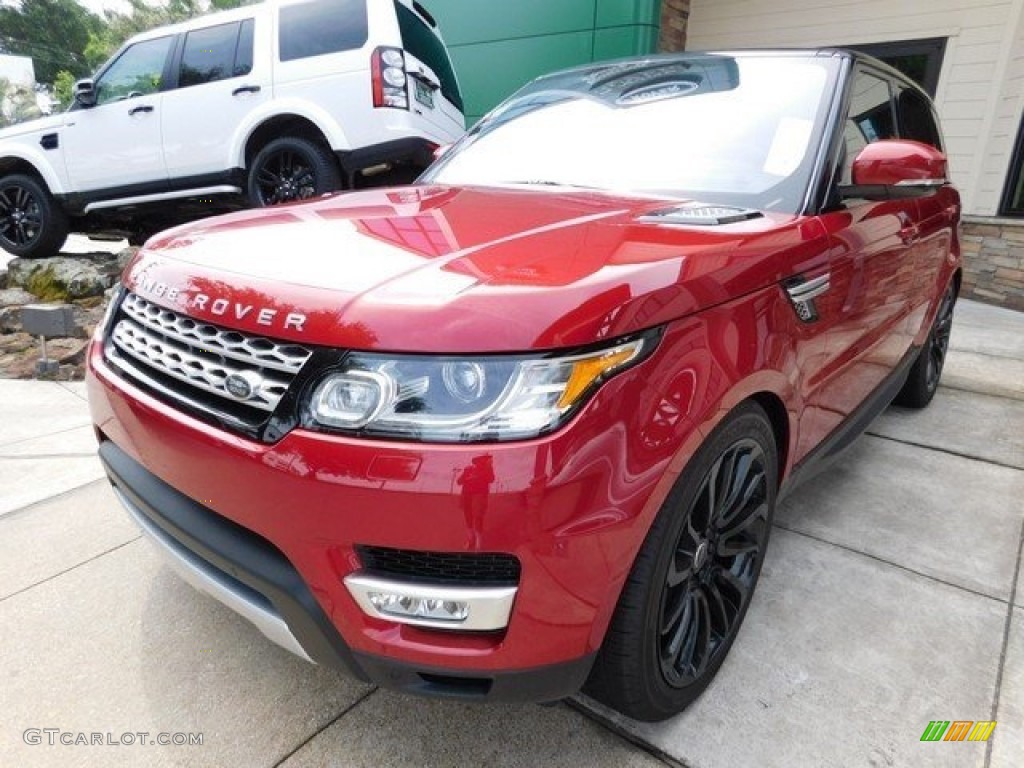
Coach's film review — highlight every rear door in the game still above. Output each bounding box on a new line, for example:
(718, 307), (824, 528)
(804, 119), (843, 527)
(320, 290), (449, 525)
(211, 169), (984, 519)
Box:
(392, 0), (465, 135)
(811, 67), (922, 437)
(160, 15), (271, 181)
(892, 82), (959, 337)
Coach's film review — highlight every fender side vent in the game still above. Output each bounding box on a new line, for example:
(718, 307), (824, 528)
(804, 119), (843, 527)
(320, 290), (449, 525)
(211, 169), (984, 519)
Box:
(784, 272), (831, 323)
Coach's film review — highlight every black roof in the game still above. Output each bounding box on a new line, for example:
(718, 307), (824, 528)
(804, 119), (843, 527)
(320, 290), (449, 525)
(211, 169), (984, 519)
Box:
(527, 48), (930, 103)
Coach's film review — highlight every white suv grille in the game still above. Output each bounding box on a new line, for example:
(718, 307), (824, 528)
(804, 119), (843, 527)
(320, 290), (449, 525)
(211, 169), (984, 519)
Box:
(106, 293), (312, 415)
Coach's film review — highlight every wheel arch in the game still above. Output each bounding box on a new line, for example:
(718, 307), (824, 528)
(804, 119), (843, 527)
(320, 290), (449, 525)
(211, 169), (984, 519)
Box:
(747, 390), (791, 487)
(230, 103), (350, 170)
(699, 369), (796, 485)
(242, 114), (335, 168)
(0, 151), (64, 196)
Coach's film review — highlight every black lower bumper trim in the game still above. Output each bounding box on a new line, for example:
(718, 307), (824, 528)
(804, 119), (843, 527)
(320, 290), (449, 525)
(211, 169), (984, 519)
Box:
(354, 651), (596, 704)
(336, 137), (436, 176)
(99, 440), (367, 676)
(98, 440), (595, 703)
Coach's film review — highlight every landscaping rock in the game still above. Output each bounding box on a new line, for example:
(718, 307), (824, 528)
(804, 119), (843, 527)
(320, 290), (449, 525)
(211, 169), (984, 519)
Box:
(0, 287), (35, 307)
(6, 251), (132, 301)
(0, 245), (134, 379)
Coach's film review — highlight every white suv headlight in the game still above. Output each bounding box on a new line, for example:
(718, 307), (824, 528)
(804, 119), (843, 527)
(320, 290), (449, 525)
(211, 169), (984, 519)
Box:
(307, 332), (657, 442)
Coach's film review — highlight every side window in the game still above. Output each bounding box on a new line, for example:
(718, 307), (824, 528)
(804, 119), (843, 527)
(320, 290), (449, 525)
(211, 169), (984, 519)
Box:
(841, 71), (896, 184)
(179, 21), (243, 88)
(279, 0), (368, 62)
(96, 36), (174, 106)
(895, 85), (943, 150)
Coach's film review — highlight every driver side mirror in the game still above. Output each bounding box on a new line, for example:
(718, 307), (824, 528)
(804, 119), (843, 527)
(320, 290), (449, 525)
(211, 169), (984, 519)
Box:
(73, 79), (97, 108)
(840, 139), (948, 201)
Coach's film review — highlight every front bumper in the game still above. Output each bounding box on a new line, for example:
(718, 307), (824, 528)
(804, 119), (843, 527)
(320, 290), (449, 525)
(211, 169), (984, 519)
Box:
(87, 334), (676, 702)
(102, 440), (592, 701)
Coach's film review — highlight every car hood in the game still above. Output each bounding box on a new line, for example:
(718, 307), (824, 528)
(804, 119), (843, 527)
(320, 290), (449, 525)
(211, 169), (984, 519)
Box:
(124, 184), (821, 352)
(0, 113), (65, 140)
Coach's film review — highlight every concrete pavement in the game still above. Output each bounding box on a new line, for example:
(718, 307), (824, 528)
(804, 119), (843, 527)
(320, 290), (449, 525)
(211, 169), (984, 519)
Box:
(1, 299), (1022, 768)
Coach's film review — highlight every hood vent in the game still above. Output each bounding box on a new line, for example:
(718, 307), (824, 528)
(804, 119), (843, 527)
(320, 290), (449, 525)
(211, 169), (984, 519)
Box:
(639, 204), (762, 227)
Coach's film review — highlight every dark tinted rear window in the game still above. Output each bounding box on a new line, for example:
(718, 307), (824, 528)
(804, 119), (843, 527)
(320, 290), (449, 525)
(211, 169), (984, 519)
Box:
(178, 20), (254, 87)
(394, 1), (462, 111)
(279, 0), (368, 62)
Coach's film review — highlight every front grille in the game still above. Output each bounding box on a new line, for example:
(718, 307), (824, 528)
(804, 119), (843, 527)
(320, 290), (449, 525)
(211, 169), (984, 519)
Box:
(105, 292), (313, 427)
(356, 545), (521, 586)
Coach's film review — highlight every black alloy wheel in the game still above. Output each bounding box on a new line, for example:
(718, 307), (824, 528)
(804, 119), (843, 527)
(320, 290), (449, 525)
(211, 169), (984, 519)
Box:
(247, 137), (342, 207)
(657, 437), (771, 687)
(925, 283), (956, 393)
(0, 174), (68, 259)
(0, 181), (42, 248)
(895, 279), (957, 408)
(585, 402), (777, 721)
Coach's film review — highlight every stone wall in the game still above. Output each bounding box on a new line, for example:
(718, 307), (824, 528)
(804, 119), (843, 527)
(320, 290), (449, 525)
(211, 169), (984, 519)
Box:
(961, 217), (1024, 311)
(658, 0), (690, 52)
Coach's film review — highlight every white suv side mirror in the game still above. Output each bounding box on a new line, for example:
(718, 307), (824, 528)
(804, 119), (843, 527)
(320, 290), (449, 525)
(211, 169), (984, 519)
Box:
(74, 79), (97, 108)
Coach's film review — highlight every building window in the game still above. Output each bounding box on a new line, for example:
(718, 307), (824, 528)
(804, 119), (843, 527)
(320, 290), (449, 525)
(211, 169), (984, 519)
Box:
(851, 38), (947, 97)
(1002, 120), (1024, 216)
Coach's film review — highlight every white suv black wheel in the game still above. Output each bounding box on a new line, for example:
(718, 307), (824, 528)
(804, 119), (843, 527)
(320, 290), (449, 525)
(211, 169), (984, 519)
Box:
(0, 174), (69, 259)
(247, 137), (343, 207)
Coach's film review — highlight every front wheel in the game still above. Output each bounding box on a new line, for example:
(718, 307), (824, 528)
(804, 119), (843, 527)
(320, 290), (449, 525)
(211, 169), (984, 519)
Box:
(585, 402), (778, 721)
(247, 137), (342, 207)
(0, 174), (69, 259)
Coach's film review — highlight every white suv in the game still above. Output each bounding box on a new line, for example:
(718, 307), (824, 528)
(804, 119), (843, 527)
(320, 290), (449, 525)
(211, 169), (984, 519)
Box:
(0, 0), (465, 259)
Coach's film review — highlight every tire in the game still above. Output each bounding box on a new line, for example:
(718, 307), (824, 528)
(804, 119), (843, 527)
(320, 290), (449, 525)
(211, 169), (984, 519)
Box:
(894, 280), (957, 409)
(584, 401), (778, 721)
(247, 137), (343, 207)
(0, 174), (69, 259)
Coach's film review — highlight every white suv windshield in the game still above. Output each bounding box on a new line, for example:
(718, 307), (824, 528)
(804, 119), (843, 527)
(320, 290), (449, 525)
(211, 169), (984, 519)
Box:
(428, 55), (838, 213)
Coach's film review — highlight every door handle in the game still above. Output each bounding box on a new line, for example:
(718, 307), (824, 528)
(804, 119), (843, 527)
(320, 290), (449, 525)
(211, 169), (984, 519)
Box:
(232, 84), (261, 96)
(128, 104), (154, 115)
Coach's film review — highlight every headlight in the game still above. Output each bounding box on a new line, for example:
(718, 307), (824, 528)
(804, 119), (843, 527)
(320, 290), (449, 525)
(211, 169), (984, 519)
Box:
(307, 332), (657, 442)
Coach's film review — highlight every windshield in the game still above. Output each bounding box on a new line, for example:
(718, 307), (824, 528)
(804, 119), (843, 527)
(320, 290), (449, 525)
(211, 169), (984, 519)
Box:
(426, 54), (839, 213)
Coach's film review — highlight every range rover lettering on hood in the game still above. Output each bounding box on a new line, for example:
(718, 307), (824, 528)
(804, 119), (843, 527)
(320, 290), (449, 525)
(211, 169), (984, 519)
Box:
(134, 276), (307, 333)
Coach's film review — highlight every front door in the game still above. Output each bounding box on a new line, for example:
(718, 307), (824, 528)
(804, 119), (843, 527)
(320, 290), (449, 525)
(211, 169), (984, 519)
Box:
(62, 35), (175, 193)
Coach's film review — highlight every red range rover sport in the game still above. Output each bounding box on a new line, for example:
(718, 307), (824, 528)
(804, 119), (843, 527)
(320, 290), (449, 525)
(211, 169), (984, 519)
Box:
(87, 50), (960, 721)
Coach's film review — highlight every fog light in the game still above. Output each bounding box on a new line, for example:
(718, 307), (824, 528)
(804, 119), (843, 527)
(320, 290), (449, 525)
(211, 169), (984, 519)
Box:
(368, 592), (470, 623)
(344, 573), (518, 630)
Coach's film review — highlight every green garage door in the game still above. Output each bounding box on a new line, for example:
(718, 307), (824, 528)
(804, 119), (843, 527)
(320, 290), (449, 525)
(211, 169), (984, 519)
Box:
(424, 0), (661, 125)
